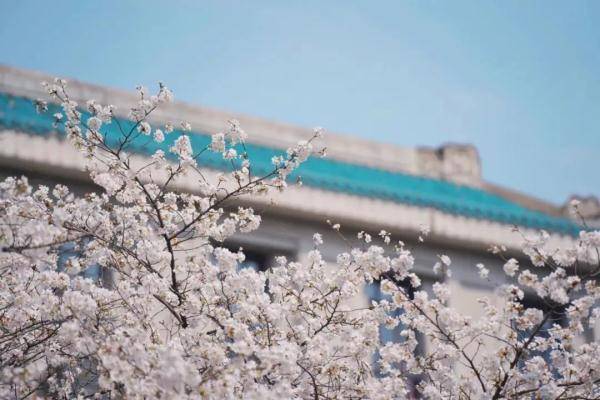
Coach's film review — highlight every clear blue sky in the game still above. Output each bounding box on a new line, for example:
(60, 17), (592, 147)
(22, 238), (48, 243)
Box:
(1, 1), (599, 204)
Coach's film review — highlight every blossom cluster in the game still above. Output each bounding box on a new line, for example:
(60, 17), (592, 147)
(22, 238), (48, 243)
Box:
(0, 80), (599, 399)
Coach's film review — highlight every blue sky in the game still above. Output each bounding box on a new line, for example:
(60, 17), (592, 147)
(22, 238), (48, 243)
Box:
(1, 1), (598, 204)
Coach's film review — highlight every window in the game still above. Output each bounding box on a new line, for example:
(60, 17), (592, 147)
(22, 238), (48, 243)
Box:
(237, 247), (271, 272)
(57, 240), (111, 287)
(365, 279), (412, 345)
(365, 278), (423, 393)
(224, 237), (295, 273)
(517, 295), (568, 371)
(51, 241), (106, 396)
(519, 296), (567, 335)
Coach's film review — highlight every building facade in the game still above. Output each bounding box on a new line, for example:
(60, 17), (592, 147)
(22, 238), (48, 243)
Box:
(0, 65), (589, 345)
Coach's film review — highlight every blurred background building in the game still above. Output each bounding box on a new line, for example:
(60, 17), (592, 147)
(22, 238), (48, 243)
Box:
(0, 65), (593, 344)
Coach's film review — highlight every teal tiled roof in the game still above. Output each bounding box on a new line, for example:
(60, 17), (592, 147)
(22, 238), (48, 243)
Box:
(0, 92), (581, 236)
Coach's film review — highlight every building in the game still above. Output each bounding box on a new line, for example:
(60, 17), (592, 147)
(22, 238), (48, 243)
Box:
(0, 65), (589, 345)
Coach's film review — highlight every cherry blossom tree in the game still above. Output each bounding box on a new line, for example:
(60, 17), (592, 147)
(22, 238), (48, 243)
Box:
(1, 79), (599, 399)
